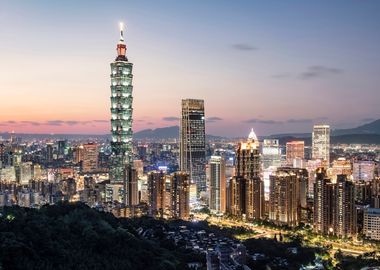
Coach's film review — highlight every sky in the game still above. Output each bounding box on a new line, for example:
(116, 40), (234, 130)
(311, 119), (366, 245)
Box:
(0, 0), (379, 137)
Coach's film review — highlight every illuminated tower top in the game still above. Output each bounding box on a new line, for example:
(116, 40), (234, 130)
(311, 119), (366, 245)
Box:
(116, 22), (127, 61)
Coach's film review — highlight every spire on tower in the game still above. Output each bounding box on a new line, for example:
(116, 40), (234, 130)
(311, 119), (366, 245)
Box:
(248, 128), (257, 141)
(116, 22), (127, 60)
(119, 22), (124, 43)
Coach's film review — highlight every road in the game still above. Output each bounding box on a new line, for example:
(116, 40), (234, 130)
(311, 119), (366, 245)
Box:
(193, 213), (377, 257)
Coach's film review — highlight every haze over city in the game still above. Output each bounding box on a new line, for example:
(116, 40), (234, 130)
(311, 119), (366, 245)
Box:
(1, 0), (379, 137)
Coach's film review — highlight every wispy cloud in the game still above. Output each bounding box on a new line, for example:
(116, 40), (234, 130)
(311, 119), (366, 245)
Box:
(0, 120), (108, 127)
(162, 116), (180, 122)
(243, 118), (282, 125)
(207, 117), (223, 123)
(299, 65), (342, 80)
(93, 119), (108, 123)
(272, 73), (291, 79)
(232, 43), (258, 51)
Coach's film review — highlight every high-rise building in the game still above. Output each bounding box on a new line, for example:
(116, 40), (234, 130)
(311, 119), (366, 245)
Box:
(180, 99), (206, 196)
(363, 208), (380, 241)
(73, 145), (84, 164)
(82, 143), (98, 173)
(269, 168), (308, 227)
(109, 23), (134, 184)
(313, 169), (356, 237)
(262, 139), (281, 169)
(312, 125), (330, 163)
(57, 140), (67, 158)
(327, 157), (352, 183)
(46, 143), (53, 163)
(171, 171), (190, 219)
(286, 141), (304, 166)
(313, 169), (334, 235)
(147, 171), (166, 217)
(227, 129), (264, 220)
(353, 160), (375, 182)
(123, 166), (139, 206)
(334, 174), (355, 237)
(209, 156), (226, 213)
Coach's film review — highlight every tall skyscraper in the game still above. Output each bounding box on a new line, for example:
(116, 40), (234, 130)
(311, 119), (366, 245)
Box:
(109, 23), (134, 184)
(82, 143), (98, 173)
(209, 156), (226, 213)
(312, 125), (330, 163)
(107, 24), (137, 205)
(180, 99), (206, 196)
(227, 129), (264, 220)
(286, 141), (305, 166)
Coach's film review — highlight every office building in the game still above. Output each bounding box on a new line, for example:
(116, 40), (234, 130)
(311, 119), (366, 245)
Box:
(363, 208), (380, 241)
(109, 23), (134, 184)
(327, 157), (352, 183)
(209, 156), (226, 213)
(286, 141), (304, 166)
(46, 143), (54, 163)
(262, 139), (281, 169)
(353, 160), (375, 182)
(312, 125), (330, 163)
(180, 99), (206, 196)
(82, 143), (98, 173)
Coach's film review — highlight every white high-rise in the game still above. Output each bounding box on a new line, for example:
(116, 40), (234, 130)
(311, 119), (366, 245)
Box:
(209, 156), (226, 213)
(312, 125), (330, 163)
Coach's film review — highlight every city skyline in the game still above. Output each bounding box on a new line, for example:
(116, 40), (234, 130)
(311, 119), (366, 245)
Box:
(1, 1), (380, 137)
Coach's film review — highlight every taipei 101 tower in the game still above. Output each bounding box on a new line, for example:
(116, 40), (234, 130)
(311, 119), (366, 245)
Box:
(108, 23), (138, 206)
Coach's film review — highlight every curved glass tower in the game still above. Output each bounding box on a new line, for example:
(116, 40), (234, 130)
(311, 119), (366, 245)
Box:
(109, 23), (133, 184)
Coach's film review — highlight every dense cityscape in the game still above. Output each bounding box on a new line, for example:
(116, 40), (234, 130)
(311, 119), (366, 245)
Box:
(1, 2), (380, 270)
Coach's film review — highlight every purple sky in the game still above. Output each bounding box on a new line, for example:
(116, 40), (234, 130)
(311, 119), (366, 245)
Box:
(0, 1), (379, 137)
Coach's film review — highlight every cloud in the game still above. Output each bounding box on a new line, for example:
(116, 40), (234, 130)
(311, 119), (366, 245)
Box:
(272, 73), (291, 79)
(243, 118), (283, 125)
(287, 117), (328, 124)
(21, 121), (41, 126)
(45, 120), (64, 126)
(207, 117), (223, 123)
(6, 120), (17, 124)
(300, 65), (342, 80)
(146, 122), (154, 125)
(162, 116), (180, 122)
(286, 118), (313, 124)
(93, 119), (108, 123)
(232, 43), (258, 51)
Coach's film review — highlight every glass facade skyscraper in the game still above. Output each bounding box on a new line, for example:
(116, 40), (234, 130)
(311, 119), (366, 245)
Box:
(312, 124), (330, 163)
(180, 99), (206, 196)
(109, 24), (134, 185)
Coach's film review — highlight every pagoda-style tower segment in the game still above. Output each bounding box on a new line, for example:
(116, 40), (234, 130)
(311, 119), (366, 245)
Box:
(109, 22), (134, 184)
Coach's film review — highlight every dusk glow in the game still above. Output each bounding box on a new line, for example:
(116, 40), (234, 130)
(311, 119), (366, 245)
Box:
(1, 1), (379, 136)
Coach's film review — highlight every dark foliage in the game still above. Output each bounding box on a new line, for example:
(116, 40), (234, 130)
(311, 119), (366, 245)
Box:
(0, 203), (194, 270)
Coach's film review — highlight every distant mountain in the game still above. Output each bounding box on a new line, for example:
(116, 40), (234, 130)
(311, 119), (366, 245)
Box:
(133, 125), (224, 140)
(332, 119), (380, 136)
(133, 126), (179, 140)
(270, 119), (380, 139)
(277, 134), (380, 146)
